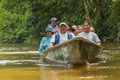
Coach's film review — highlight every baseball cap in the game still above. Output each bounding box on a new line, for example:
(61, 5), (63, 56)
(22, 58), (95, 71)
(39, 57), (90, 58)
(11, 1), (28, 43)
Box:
(51, 17), (57, 22)
(45, 27), (53, 32)
(59, 22), (68, 28)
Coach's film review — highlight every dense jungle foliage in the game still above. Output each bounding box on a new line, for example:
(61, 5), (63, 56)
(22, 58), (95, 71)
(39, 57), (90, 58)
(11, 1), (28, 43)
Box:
(0, 0), (119, 43)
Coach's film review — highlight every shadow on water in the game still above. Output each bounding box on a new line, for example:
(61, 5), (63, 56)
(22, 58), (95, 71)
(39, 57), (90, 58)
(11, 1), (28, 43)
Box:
(0, 43), (120, 80)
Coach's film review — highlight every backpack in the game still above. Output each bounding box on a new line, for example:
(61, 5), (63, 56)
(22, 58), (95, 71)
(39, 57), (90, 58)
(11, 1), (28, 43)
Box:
(54, 32), (73, 45)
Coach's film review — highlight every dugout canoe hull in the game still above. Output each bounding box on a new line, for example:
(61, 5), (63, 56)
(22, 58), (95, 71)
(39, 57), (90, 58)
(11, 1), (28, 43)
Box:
(42, 37), (102, 65)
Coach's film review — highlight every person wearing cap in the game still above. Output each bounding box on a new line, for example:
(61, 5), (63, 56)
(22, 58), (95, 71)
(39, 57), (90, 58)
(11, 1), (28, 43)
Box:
(78, 20), (101, 46)
(46, 17), (59, 33)
(39, 27), (53, 52)
(49, 22), (75, 47)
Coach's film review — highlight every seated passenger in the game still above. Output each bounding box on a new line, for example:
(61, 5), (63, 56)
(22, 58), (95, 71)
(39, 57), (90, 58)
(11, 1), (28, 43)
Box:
(46, 17), (59, 33)
(90, 26), (95, 32)
(49, 22), (75, 47)
(78, 21), (101, 46)
(39, 28), (53, 52)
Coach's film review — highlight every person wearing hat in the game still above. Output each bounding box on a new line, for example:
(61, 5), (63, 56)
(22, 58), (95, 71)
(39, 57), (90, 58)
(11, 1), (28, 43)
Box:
(39, 27), (53, 52)
(49, 22), (75, 47)
(46, 17), (59, 33)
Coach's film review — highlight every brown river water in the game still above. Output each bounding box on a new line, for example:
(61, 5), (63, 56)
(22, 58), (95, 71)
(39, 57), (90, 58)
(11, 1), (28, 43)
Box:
(0, 43), (120, 80)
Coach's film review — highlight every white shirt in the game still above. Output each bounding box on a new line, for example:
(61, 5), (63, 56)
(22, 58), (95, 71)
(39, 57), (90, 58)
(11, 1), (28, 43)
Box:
(51, 32), (75, 44)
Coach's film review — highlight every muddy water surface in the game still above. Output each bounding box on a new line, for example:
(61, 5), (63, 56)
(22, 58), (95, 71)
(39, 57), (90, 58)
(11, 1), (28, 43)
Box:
(0, 43), (119, 80)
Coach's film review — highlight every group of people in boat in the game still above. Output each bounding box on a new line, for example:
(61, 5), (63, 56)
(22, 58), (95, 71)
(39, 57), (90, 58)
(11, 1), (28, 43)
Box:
(39, 17), (101, 52)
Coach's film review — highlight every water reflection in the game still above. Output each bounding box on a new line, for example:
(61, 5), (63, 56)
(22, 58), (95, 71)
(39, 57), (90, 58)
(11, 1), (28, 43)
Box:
(39, 64), (120, 80)
(39, 43), (120, 80)
(0, 43), (119, 80)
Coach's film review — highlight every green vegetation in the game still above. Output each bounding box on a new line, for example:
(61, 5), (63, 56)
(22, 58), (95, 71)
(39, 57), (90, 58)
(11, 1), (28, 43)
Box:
(0, 0), (119, 43)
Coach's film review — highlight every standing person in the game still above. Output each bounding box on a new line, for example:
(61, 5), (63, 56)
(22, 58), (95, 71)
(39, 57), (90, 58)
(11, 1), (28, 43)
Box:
(46, 17), (59, 33)
(78, 21), (101, 46)
(39, 28), (53, 52)
(49, 22), (75, 47)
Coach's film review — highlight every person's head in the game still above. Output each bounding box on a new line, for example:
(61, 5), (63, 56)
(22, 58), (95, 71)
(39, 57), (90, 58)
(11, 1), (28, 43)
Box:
(82, 20), (91, 33)
(67, 25), (75, 32)
(90, 26), (95, 32)
(72, 25), (77, 30)
(59, 22), (68, 34)
(78, 25), (83, 33)
(45, 28), (53, 37)
(72, 25), (79, 35)
(51, 17), (57, 26)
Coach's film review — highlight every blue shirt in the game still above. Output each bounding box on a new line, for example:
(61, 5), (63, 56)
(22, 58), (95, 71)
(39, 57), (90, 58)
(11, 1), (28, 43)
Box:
(39, 36), (52, 52)
(46, 24), (58, 31)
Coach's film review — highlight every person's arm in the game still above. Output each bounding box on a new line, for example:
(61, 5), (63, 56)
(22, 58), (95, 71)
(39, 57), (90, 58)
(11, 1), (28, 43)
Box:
(39, 37), (45, 52)
(52, 27), (60, 33)
(49, 42), (54, 48)
(48, 34), (55, 48)
(96, 41), (101, 46)
(93, 33), (101, 46)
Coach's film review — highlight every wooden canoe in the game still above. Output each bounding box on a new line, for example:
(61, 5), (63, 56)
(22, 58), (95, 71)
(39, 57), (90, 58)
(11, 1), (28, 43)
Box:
(42, 37), (102, 65)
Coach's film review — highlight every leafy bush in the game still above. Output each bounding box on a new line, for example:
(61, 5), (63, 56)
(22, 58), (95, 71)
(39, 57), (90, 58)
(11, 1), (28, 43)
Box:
(0, 0), (119, 43)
